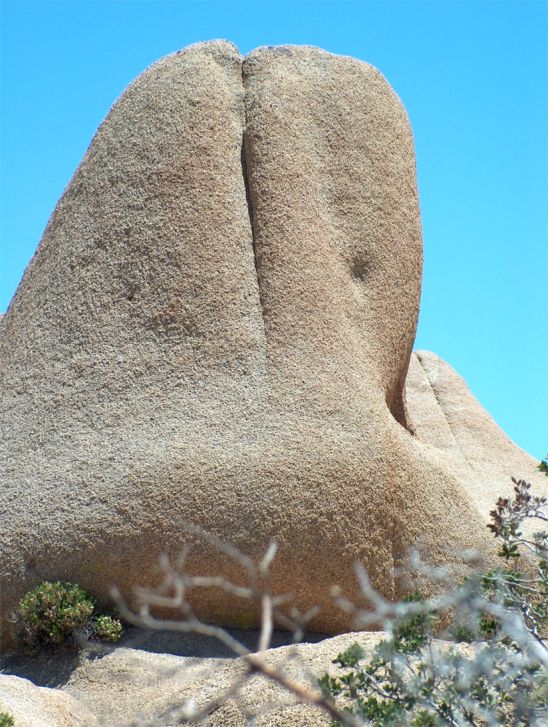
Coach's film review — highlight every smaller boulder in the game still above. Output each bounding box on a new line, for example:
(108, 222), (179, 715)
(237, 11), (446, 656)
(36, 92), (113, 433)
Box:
(0, 674), (98, 727)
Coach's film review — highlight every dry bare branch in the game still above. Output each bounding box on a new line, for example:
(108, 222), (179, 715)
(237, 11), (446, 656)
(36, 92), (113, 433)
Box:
(112, 529), (364, 727)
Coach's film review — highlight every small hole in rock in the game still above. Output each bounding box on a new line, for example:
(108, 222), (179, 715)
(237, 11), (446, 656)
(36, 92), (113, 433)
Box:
(351, 258), (369, 282)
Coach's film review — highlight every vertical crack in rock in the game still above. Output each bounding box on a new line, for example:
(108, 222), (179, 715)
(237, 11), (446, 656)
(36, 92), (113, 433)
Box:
(415, 351), (470, 468)
(240, 64), (266, 332)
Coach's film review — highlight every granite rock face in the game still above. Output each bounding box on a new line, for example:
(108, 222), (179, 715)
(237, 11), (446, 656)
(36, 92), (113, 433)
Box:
(0, 41), (543, 649)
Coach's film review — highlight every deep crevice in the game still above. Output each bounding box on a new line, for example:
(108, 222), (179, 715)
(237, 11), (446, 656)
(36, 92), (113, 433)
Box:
(240, 72), (266, 325)
(240, 141), (255, 255)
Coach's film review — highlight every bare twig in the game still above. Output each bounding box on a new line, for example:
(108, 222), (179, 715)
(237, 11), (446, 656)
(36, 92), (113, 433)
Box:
(112, 530), (364, 727)
(110, 477), (547, 727)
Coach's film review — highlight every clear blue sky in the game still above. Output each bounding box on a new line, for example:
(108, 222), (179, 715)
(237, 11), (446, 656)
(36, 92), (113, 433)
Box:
(1, 1), (546, 458)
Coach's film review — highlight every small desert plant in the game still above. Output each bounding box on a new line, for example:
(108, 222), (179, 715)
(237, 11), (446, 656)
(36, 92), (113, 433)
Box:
(87, 614), (123, 643)
(319, 476), (548, 726)
(18, 581), (94, 649)
(17, 580), (122, 651)
(0, 711), (15, 727)
(483, 478), (548, 643)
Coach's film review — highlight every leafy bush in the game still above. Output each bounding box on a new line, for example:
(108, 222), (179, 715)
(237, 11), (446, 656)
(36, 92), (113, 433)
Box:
(18, 581), (94, 649)
(0, 712), (14, 727)
(484, 478), (548, 642)
(17, 580), (122, 651)
(319, 474), (548, 726)
(87, 614), (123, 642)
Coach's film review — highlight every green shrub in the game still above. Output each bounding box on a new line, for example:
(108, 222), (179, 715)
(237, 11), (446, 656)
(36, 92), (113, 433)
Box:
(17, 580), (123, 651)
(88, 614), (123, 643)
(319, 472), (548, 726)
(0, 712), (15, 727)
(18, 581), (94, 649)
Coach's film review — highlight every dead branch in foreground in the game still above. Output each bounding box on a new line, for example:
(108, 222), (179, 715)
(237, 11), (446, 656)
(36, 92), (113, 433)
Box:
(112, 508), (548, 726)
(112, 524), (362, 726)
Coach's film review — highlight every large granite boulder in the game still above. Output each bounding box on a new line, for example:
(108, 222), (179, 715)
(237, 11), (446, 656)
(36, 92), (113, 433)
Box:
(1, 41), (544, 649)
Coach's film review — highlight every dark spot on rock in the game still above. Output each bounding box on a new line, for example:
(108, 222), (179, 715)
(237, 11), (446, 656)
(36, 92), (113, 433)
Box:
(351, 257), (369, 282)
